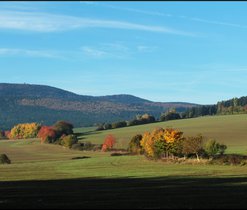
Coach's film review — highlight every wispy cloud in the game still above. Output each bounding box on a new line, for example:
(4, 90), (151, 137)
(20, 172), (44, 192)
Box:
(137, 45), (157, 53)
(81, 42), (158, 59)
(0, 48), (64, 59)
(81, 43), (130, 59)
(83, 2), (247, 29)
(0, 10), (194, 36)
(81, 47), (108, 58)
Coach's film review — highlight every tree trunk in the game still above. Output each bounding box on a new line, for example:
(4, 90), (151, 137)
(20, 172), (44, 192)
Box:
(196, 153), (200, 162)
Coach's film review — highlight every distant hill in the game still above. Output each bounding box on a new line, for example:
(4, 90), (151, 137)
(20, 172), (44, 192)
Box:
(0, 83), (198, 130)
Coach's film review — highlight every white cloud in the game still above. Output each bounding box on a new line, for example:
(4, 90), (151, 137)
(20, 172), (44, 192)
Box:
(81, 47), (108, 58)
(84, 3), (247, 29)
(137, 45), (157, 53)
(81, 43), (129, 59)
(0, 10), (194, 36)
(0, 48), (64, 59)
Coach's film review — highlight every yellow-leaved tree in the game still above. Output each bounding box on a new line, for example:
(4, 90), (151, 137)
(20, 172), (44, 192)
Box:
(10, 123), (41, 139)
(140, 127), (184, 159)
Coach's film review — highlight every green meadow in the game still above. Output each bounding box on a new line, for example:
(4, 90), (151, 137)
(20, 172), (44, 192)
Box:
(1, 114), (247, 209)
(75, 114), (247, 154)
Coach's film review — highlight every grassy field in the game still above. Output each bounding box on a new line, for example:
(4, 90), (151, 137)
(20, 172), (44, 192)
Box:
(75, 114), (247, 154)
(1, 114), (247, 209)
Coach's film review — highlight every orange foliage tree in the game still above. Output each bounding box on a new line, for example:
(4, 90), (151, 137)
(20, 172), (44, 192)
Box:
(102, 134), (116, 152)
(37, 126), (57, 144)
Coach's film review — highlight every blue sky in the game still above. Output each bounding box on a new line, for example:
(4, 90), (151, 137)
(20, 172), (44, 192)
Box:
(0, 1), (247, 104)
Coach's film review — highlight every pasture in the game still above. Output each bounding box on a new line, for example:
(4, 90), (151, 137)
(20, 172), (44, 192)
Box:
(75, 114), (247, 154)
(1, 114), (247, 209)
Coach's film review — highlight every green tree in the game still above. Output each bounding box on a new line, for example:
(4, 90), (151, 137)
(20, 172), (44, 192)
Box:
(128, 134), (143, 154)
(60, 134), (78, 148)
(53, 121), (73, 138)
(160, 112), (181, 121)
(204, 139), (220, 156)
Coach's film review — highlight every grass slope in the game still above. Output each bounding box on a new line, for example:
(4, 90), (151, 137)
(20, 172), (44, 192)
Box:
(1, 114), (247, 209)
(75, 114), (247, 154)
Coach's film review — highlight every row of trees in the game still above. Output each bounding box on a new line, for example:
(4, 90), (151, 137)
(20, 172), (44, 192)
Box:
(128, 127), (227, 161)
(0, 121), (78, 149)
(183, 96), (247, 119)
(96, 114), (156, 131)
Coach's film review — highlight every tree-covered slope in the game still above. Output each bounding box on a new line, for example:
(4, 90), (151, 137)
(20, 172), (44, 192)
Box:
(0, 83), (197, 129)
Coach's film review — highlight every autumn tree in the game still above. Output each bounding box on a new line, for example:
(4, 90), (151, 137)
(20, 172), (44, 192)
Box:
(140, 127), (184, 159)
(10, 123), (41, 139)
(182, 134), (204, 162)
(102, 134), (116, 152)
(38, 126), (57, 144)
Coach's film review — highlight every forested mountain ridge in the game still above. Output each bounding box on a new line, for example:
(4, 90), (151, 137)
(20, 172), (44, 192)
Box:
(0, 83), (197, 130)
(183, 96), (247, 118)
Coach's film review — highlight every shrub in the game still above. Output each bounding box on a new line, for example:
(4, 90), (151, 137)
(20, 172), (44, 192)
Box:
(102, 134), (116, 152)
(210, 154), (247, 165)
(0, 154), (11, 164)
(38, 126), (57, 144)
(160, 112), (181, 121)
(71, 143), (83, 151)
(218, 144), (227, 155)
(4, 131), (11, 139)
(111, 121), (127, 129)
(128, 114), (155, 126)
(103, 123), (112, 130)
(204, 139), (220, 156)
(204, 139), (227, 156)
(81, 141), (94, 150)
(0, 131), (5, 139)
(60, 134), (78, 148)
(128, 134), (143, 154)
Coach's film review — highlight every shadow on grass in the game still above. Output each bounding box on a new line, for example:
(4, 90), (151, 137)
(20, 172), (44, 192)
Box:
(74, 130), (102, 141)
(1, 176), (247, 209)
(71, 156), (91, 160)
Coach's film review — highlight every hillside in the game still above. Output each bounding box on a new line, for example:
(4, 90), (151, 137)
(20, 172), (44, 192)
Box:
(0, 83), (197, 129)
(75, 114), (247, 155)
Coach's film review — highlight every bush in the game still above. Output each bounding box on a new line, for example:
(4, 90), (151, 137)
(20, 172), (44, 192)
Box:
(204, 139), (227, 156)
(71, 143), (83, 151)
(160, 112), (181, 121)
(38, 126), (57, 144)
(0, 131), (5, 140)
(204, 139), (220, 156)
(0, 154), (11, 164)
(111, 121), (127, 129)
(210, 154), (247, 165)
(102, 134), (116, 152)
(128, 134), (143, 154)
(81, 141), (95, 150)
(218, 144), (227, 155)
(60, 134), (78, 148)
